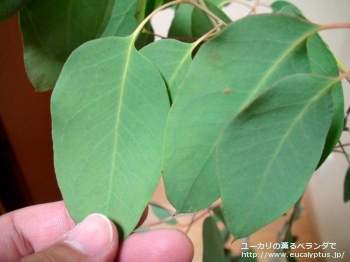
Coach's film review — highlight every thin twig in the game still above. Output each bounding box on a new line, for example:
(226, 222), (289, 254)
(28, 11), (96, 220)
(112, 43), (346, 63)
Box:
(321, 22), (350, 31)
(339, 141), (350, 165)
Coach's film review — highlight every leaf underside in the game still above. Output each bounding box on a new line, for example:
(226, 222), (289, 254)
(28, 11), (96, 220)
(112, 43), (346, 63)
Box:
(52, 36), (169, 238)
(275, 2), (344, 168)
(140, 39), (195, 102)
(203, 217), (227, 262)
(162, 13), (341, 238)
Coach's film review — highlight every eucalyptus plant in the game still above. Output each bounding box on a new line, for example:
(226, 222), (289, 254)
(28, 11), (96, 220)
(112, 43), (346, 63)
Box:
(1, 0), (350, 260)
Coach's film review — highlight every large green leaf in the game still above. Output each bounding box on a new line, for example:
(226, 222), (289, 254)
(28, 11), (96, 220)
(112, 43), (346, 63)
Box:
(102, 0), (138, 37)
(51, 35), (169, 238)
(217, 74), (336, 239)
(202, 217), (226, 262)
(20, 0), (114, 91)
(163, 14), (320, 213)
(276, 2), (344, 168)
(308, 34), (344, 167)
(140, 39), (194, 102)
(0, 0), (31, 21)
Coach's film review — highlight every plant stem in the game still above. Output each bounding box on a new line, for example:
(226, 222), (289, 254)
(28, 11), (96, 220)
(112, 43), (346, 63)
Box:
(338, 67), (350, 84)
(339, 141), (350, 165)
(192, 23), (224, 49)
(337, 70), (350, 83)
(321, 22), (350, 31)
(132, 0), (184, 40)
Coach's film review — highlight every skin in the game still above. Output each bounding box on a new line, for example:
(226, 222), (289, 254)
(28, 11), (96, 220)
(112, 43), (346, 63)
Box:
(0, 201), (194, 262)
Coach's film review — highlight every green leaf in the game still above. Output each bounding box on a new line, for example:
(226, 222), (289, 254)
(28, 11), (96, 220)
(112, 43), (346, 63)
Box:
(203, 216), (227, 262)
(275, 0), (344, 168)
(140, 39), (194, 102)
(309, 34), (344, 167)
(150, 203), (177, 225)
(19, 9), (63, 91)
(135, 0), (147, 23)
(271, 1), (300, 13)
(163, 14), (320, 214)
(168, 4), (194, 42)
(208, 0), (228, 8)
(217, 74), (336, 239)
(344, 167), (350, 202)
(20, 0), (114, 90)
(0, 0), (31, 21)
(51, 35), (169, 238)
(191, 1), (231, 38)
(102, 0), (138, 37)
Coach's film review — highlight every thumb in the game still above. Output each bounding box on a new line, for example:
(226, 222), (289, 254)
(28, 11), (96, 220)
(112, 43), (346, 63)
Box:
(19, 214), (118, 262)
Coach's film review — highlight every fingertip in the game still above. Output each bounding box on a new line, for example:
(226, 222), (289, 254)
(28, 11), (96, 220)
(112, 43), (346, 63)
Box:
(117, 229), (194, 262)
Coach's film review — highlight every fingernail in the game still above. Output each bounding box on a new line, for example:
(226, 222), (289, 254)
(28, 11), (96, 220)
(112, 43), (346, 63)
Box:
(65, 214), (113, 256)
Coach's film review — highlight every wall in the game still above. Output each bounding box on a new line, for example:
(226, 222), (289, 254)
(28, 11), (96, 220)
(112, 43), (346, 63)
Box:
(0, 15), (62, 204)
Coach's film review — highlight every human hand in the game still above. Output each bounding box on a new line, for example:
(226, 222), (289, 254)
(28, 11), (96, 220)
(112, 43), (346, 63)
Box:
(0, 201), (194, 262)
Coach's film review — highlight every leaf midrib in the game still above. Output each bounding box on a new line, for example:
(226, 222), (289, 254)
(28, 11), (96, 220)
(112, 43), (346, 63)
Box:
(234, 77), (336, 234)
(106, 41), (134, 212)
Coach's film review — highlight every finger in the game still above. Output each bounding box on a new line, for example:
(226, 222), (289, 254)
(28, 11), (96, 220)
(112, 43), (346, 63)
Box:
(0, 200), (148, 261)
(19, 214), (118, 262)
(116, 229), (194, 262)
(0, 201), (75, 261)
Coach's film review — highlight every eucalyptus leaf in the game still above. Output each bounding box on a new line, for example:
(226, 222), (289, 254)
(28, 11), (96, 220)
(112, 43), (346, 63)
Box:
(102, 0), (138, 37)
(344, 167), (350, 202)
(140, 39), (194, 102)
(309, 34), (344, 167)
(0, 0), (31, 21)
(203, 217), (227, 262)
(51, 35), (169, 238)
(135, 0), (147, 23)
(208, 0), (228, 8)
(163, 14), (320, 214)
(19, 9), (63, 91)
(20, 0), (114, 90)
(168, 4), (194, 42)
(217, 74), (336, 239)
(271, 1), (300, 12)
(276, 0), (344, 168)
